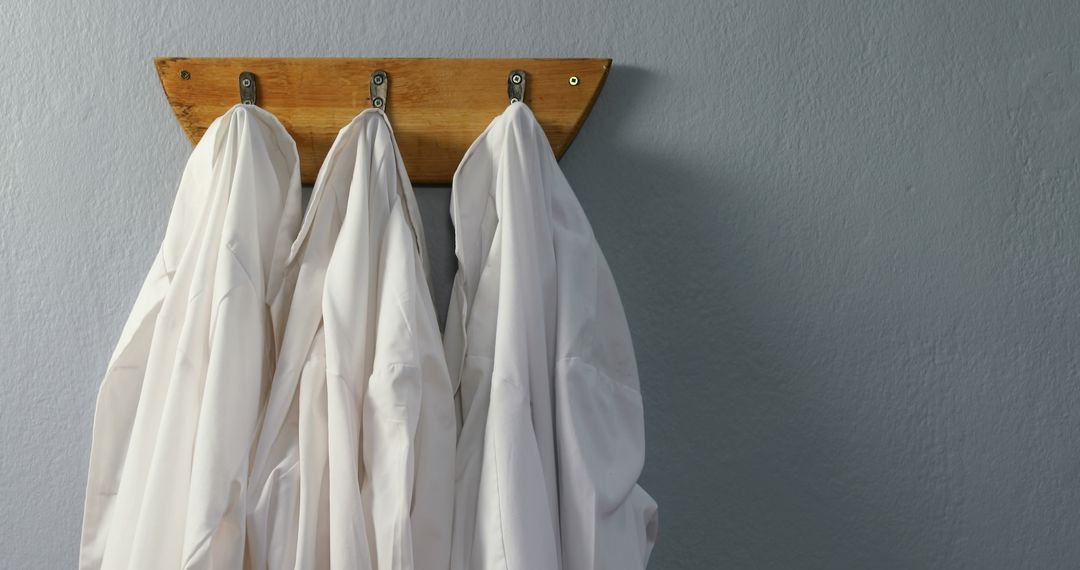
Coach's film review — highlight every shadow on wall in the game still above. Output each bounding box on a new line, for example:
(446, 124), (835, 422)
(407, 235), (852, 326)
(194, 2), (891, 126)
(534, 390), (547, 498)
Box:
(564, 65), (958, 568)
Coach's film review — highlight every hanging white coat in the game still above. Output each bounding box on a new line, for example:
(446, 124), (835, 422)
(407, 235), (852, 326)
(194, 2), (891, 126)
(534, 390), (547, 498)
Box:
(80, 105), (302, 569)
(246, 108), (456, 570)
(444, 102), (659, 569)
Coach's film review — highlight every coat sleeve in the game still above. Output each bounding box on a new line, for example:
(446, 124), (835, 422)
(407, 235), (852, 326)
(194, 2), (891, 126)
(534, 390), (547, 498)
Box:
(547, 161), (658, 567)
(552, 255), (659, 570)
(80, 127), (216, 570)
(79, 252), (171, 570)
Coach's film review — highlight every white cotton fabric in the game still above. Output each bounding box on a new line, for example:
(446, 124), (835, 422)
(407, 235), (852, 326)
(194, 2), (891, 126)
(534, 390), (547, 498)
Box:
(80, 104), (303, 570)
(444, 102), (659, 570)
(246, 108), (456, 570)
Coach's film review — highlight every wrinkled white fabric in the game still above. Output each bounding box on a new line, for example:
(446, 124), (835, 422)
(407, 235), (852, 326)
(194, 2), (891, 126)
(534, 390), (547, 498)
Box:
(444, 102), (659, 570)
(80, 104), (302, 570)
(246, 108), (455, 570)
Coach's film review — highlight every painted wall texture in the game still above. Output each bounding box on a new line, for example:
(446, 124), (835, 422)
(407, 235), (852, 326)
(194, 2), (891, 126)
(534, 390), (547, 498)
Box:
(3, 1), (1080, 568)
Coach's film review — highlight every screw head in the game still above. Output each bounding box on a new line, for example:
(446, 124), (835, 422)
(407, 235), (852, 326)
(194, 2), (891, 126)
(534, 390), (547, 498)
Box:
(241, 78), (252, 88)
(569, 76), (579, 86)
(373, 73), (385, 85)
(512, 73), (522, 84)
(373, 97), (384, 108)
(179, 70), (191, 80)
(510, 97), (519, 104)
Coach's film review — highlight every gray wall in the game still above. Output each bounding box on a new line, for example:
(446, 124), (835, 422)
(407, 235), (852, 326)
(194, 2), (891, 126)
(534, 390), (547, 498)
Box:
(3, 1), (1080, 568)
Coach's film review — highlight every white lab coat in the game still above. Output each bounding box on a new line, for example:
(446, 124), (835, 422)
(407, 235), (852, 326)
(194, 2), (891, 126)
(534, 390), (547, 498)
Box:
(80, 104), (302, 569)
(246, 108), (456, 570)
(444, 102), (659, 570)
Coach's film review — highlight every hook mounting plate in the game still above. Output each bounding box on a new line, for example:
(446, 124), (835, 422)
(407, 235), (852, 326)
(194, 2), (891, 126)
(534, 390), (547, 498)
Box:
(239, 71), (257, 105)
(370, 69), (388, 111)
(507, 69), (526, 104)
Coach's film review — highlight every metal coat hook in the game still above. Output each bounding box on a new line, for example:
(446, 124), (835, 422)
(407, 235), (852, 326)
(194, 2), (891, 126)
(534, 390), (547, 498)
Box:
(239, 71), (257, 105)
(508, 70), (526, 104)
(370, 69), (388, 111)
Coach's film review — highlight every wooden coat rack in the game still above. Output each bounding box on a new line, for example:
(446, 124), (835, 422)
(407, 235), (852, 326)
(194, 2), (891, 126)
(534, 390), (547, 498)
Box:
(154, 58), (611, 185)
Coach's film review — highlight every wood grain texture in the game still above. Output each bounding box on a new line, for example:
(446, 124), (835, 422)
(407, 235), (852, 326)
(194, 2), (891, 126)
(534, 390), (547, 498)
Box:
(154, 57), (611, 184)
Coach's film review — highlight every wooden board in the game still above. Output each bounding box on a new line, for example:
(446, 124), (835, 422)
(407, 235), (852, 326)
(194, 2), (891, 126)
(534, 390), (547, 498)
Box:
(154, 57), (611, 185)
